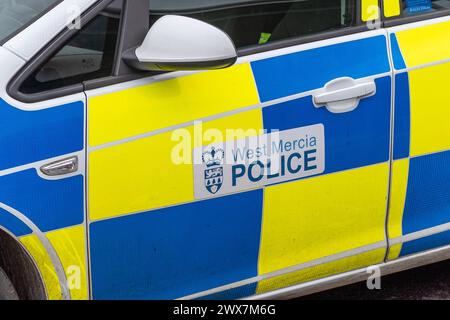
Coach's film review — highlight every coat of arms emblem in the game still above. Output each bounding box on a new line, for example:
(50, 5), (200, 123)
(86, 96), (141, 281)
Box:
(202, 147), (225, 194)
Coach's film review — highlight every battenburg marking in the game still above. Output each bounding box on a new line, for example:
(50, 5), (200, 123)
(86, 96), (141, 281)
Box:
(194, 124), (325, 199)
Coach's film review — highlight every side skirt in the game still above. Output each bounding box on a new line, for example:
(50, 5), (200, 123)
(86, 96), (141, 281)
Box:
(244, 244), (450, 300)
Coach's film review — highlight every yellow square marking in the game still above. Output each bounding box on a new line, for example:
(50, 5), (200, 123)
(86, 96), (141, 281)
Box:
(384, 0), (401, 18)
(388, 158), (409, 240)
(395, 20), (450, 68)
(88, 63), (260, 147)
(362, 0), (380, 22)
(259, 163), (389, 275)
(388, 243), (403, 261)
(257, 248), (386, 294)
(409, 62), (450, 157)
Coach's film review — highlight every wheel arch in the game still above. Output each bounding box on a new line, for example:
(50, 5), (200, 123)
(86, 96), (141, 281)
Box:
(0, 226), (47, 300)
(0, 202), (71, 300)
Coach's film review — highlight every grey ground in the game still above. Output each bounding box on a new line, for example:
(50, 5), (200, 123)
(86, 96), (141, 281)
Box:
(300, 260), (450, 300)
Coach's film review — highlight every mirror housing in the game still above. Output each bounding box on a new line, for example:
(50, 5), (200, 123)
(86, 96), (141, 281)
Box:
(124, 15), (238, 72)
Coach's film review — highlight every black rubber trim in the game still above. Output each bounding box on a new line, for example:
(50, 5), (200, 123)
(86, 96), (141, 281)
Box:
(83, 73), (149, 91)
(149, 0), (318, 15)
(0, 0), (63, 46)
(113, 0), (149, 76)
(105, 0), (123, 14)
(10, 84), (85, 104)
(160, 57), (238, 70)
(355, 0), (363, 24)
(7, 0), (114, 103)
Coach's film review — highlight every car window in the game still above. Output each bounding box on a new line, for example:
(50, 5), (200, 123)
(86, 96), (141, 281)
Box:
(149, 0), (357, 49)
(19, 12), (120, 94)
(0, 0), (59, 43)
(401, 0), (450, 15)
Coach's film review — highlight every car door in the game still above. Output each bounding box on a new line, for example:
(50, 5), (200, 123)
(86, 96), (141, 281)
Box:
(86, 0), (393, 300)
(384, 0), (450, 260)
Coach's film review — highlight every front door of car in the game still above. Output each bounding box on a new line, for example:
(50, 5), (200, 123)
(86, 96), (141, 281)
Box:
(86, 0), (393, 299)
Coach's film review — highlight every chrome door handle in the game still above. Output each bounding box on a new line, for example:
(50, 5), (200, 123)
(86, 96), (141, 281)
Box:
(40, 156), (78, 176)
(313, 77), (376, 114)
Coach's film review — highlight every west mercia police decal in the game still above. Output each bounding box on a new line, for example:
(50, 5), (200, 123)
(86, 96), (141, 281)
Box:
(194, 124), (325, 199)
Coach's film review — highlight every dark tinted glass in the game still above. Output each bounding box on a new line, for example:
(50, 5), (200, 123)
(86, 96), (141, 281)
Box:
(20, 13), (119, 94)
(149, 0), (357, 49)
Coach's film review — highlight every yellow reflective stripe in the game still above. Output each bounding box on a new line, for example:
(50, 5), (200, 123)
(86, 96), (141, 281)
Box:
(20, 234), (62, 300)
(258, 163), (389, 275)
(46, 225), (88, 300)
(257, 248), (385, 294)
(395, 20), (450, 68)
(88, 109), (263, 221)
(388, 243), (403, 260)
(88, 63), (260, 147)
(89, 130), (193, 221)
(409, 62), (450, 157)
(361, 0), (380, 22)
(388, 158), (409, 240)
(384, 0), (401, 18)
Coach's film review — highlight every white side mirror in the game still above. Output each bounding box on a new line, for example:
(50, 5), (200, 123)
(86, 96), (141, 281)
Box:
(124, 15), (237, 72)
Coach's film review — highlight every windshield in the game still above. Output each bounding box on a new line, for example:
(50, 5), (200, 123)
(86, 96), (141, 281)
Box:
(0, 0), (59, 43)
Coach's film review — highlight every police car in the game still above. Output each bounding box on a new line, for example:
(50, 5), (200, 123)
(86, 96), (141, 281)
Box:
(0, 0), (449, 300)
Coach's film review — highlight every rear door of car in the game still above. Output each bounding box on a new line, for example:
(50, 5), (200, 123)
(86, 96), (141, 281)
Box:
(86, 0), (394, 299)
(383, 0), (450, 260)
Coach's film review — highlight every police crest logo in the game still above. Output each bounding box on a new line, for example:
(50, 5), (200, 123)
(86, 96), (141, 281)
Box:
(202, 147), (225, 194)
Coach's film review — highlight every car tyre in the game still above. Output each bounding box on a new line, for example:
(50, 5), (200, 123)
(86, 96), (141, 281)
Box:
(0, 266), (19, 300)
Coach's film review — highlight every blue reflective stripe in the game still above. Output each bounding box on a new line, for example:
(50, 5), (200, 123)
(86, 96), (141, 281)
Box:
(90, 190), (263, 300)
(0, 208), (32, 237)
(263, 76), (391, 175)
(251, 35), (390, 102)
(390, 34), (407, 70)
(400, 230), (450, 256)
(0, 170), (84, 232)
(393, 73), (411, 160)
(403, 151), (450, 234)
(403, 150), (450, 234)
(0, 99), (84, 171)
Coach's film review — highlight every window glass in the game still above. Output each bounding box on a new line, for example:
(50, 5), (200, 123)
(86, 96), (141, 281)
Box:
(401, 0), (450, 15)
(149, 0), (357, 49)
(0, 0), (59, 43)
(19, 13), (120, 94)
